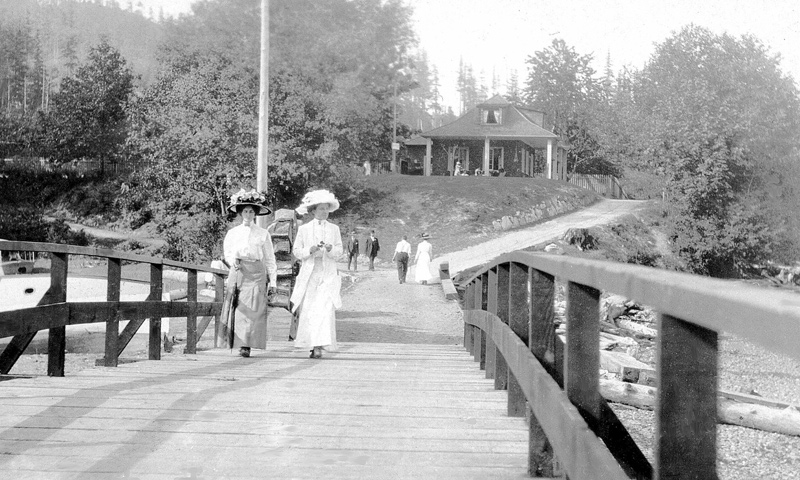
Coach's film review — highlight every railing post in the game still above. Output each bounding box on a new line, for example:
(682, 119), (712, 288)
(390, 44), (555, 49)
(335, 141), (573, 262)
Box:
(565, 281), (601, 420)
(464, 282), (475, 350)
(655, 314), (718, 479)
(47, 252), (68, 377)
(507, 262), (528, 417)
(528, 268), (557, 477)
(103, 257), (121, 367)
(185, 269), (198, 354)
(214, 274), (224, 348)
(481, 272), (495, 379)
(491, 265), (510, 391)
(149, 263), (163, 360)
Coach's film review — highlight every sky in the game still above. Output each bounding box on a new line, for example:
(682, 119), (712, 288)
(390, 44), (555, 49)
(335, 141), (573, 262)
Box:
(137, 0), (800, 112)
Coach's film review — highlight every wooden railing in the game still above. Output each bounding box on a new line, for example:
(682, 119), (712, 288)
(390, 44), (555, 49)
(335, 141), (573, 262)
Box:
(459, 251), (800, 479)
(0, 241), (228, 376)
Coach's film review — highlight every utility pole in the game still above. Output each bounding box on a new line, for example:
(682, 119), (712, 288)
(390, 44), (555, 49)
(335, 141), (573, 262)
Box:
(256, 0), (269, 227)
(391, 80), (397, 173)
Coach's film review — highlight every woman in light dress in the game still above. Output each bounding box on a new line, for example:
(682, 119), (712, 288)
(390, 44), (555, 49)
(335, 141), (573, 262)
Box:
(222, 189), (278, 357)
(414, 233), (433, 285)
(289, 189), (343, 359)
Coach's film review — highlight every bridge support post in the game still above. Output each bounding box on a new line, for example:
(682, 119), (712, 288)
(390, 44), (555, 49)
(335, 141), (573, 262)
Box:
(478, 273), (496, 379)
(491, 265), (509, 391)
(148, 264), (163, 360)
(528, 268), (558, 476)
(565, 282), (601, 420)
(103, 258), (121, 367)
(185, 269), (198, 354)
(507, 262), (528, 417)
(656, 314), (718, 479)
(47, 252), (68, 377)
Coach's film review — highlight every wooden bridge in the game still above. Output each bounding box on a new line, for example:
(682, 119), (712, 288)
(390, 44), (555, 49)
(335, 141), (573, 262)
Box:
(1, 240), (798, 479)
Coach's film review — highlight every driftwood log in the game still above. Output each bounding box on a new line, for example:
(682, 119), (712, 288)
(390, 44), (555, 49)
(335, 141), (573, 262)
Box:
(599, 378), (800, 437)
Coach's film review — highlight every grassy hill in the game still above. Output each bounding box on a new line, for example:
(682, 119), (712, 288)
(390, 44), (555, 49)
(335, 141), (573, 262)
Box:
(337, 174), (600, 256)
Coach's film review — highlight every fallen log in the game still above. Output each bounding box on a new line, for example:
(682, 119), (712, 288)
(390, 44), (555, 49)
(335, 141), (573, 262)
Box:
(599, 378), (800, 437)
(617, 319), (657, 339)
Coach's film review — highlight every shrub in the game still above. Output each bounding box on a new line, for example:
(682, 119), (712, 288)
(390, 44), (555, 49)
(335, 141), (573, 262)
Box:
(0, 208), (49, 241)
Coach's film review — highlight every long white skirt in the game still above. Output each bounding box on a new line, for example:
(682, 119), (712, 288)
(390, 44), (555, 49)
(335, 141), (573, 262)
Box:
(294, 257), (338, 351)
(414, 251), (433, 283)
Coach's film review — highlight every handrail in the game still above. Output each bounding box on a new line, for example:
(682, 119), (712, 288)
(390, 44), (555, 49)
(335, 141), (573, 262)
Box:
(0, 240), (229, 275)
(459, 251), (800, 479)
(0, 240), (228, 376)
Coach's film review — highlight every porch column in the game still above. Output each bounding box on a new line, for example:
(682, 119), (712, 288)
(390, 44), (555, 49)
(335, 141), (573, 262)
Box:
(484, 137), (490, 175)
(560, 147), (567, 180)
(546, 139), (553, 180)
(425, 138), (432, 176)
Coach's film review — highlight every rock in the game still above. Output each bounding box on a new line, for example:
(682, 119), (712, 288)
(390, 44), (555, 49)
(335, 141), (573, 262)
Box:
(601, 294), (629, 322)
(544, 243), (564, 255)
(563, 227), (597, 251)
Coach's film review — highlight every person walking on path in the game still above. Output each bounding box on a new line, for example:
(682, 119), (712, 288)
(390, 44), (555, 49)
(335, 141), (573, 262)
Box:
(346, 230), (359, 271)
(222, 189), (278, 358)
(414, 233), (433, 285)
(392, 235), (411, 284)
(365, 230), (380, 270)
(290, 189), (344, 359)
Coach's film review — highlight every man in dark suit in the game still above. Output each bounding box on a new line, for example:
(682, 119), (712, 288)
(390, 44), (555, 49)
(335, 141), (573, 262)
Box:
(365, 230), (380, 270)
(346, 230), (359, 271)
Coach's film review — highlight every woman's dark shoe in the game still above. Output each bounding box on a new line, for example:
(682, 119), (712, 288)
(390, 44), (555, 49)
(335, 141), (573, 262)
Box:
(239, 347), (251, 357)
(310, 347), (323, 359)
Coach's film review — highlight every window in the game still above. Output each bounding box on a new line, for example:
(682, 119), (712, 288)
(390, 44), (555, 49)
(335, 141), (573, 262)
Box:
(489, 147), (503, 171)
(481, 108), (503, 124)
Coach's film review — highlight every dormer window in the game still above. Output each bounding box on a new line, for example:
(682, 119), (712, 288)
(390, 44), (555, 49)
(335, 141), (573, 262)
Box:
(481, 108), (502, 125)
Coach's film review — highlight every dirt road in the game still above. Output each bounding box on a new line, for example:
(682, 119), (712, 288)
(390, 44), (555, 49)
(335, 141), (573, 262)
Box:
(432, 198), (647, 277)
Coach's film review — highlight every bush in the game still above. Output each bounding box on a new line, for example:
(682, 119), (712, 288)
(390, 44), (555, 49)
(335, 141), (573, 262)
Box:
(0, 208), (49, 241)
(158, 212), (228, 264)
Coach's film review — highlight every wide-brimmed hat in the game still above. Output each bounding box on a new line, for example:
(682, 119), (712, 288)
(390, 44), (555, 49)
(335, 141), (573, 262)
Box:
(421, 232), (431, 239)
(295, 189), (340, 216)
(228, 188), (272, 216)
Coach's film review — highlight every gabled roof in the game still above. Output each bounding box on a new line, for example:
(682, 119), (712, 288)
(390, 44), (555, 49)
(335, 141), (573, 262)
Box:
(421, 95), (557, 141)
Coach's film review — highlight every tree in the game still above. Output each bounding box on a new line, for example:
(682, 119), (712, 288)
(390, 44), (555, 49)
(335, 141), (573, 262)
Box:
(635, 25), (800, 276)
(523, 38), (611, 176)
(40, 39), (134, 172)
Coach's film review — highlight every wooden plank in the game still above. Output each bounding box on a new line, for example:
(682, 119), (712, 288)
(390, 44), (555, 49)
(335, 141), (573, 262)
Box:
(655, 314), (718, 479)
(0, 343), (534, 480)
(46, 252), (68, 377)
(103, 258), (121, 367)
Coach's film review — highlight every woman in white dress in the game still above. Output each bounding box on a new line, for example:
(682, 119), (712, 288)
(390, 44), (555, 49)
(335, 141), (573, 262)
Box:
(414, 233), (433, 285)
(222, 189), (278, 357)
(289, 189), (343, 359)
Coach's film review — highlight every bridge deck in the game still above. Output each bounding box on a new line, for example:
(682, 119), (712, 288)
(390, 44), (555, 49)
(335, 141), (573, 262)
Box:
(0, 343), (534, 479)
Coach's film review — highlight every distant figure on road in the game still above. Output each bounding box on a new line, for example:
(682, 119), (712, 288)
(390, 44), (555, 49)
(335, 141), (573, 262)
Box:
(222, 189), (278, 358)
(290, 189), (343, 359)
(453, 161), (461, 176)
(363, 160), (371, 176)
(346, 230), (359, 271)
(392, 235), (411, 284)
(414, 233), (433, 285)
(365, 230), (380, 270)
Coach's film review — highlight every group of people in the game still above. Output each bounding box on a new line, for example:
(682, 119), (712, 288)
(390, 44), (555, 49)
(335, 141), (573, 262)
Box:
(220, 187), (432, 362)
(391, 233), (433, 285)
(222, 188), (342, 360)
(345, 229), (381, 271)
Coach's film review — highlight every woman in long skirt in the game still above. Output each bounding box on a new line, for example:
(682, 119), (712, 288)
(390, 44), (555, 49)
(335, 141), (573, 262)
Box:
(414, 233), (433, 285)
(222, 189), (278, 357)
(290, 189), (343, 359)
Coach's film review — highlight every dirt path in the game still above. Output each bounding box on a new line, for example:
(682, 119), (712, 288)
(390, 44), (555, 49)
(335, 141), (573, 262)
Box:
(432, 199), (648, 277)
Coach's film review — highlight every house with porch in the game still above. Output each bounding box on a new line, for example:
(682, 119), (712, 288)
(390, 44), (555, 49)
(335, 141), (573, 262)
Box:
(414, 94), (568, 179)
